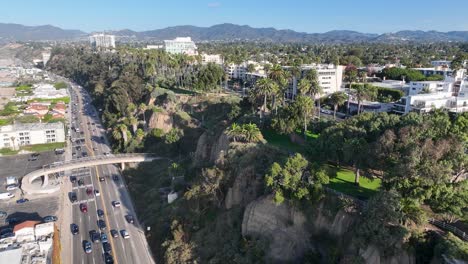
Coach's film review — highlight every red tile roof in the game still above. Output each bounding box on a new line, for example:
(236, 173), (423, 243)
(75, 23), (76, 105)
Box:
(13, 220), (41, 232)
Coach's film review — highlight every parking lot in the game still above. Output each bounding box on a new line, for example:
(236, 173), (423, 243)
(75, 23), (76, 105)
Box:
(0, 195), (59, 226)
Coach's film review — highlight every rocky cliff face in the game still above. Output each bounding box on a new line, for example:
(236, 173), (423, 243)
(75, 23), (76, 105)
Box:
(147, 111), (173, 133)
(193, 130), (230, 166)
(241, 196), (416, 264)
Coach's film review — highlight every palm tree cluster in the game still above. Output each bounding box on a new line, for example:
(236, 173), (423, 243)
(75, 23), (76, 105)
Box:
(225, 123), (264, 143)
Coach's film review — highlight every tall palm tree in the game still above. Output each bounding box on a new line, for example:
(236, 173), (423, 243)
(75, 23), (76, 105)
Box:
(298, 79), (311, 96)
(329, 92), (347, 119)
(353, 84), (377, 114)
(268, 64), (287, 113)
(253, 78), (278, 119)
(294, 95), (314, 139)
(242, 123), (263, 143)
(128, 117), (138, 134)
(138, 103), (147, 130)
(298, 77), (322, 118)
(117, 124), (128, 144)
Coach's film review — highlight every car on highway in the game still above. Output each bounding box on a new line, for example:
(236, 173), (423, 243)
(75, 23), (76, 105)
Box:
(90, 230), (100, 243)
(102, 242), (112, 253)
(94, 189), (100, 196)
(104, 253), (114, 263)
(125, 215), (134, 224)
(86, 188), (93, 196)
(93, 147), (98, 151)
(69, 192), (77, 203)
(16, 198), (29, 204)
(112, 201), (121, 208)
(110, 229), (118, 238)
(101, 232), (108, 243)
(80, 203), (88, 213)
(83, 240), (92, 254)
(43, 216), (58, 223)
(71, 223), (79, 235)
(97, 209), (104, 218)
(98, 219), (107, 231)
(120, 229), (130, 239)
(104, 152), (110, 156)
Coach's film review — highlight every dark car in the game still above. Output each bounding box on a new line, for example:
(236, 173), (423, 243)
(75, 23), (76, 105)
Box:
(83, 240), (92, 254)
(104, 253), (114, 264)
(101, 232), (108, 243)
(99, 176), (105, 182)
(112, 175), (119, 181)
(102, 242), (112, 253)
(97, 209), (104, 218)
(125, 215), (134, 224)
(82, 152), (88, 157)
(70, 176), (77, 183)
(78, 179), (84, 186)
(110, 229), (118, 238)
(70, 192), (77, 203)
(43, 216), (58, 223)
(80, 203), (88, 213)
(90, 230), (100, 243)
(86, 188), (93, 196)
(16, 198), (29, 204)
(71, 223), (79, 235)
(97, 219), (107, 231)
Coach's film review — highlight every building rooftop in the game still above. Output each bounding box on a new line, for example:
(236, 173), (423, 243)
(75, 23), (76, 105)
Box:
(0, 247), (22, 264)
(0, 122), (64, 133)
(13, 221), (41, 233)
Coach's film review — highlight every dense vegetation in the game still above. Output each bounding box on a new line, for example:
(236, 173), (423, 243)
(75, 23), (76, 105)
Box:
(46, 44), (468, 263)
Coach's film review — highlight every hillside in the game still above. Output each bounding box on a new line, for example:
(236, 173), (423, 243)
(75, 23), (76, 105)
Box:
(1, 22), (468, 43)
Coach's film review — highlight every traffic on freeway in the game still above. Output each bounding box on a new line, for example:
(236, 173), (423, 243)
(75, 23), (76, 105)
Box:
(66, 79), (154, 264)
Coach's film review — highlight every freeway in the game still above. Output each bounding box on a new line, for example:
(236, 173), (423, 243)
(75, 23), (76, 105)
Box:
(64, 80), (155, 264)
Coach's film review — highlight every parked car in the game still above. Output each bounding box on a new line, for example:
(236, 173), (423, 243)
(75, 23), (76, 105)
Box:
(120, 229), (130, 239)
(16, 198), (29, 204)
(78, 179), (84, 186)
(86, 188), (93, 196)
(83, 240), (92, 253)
(71, 223), (79, 235)
(70, 176), (77, 183)
(43, 216), (58, 223)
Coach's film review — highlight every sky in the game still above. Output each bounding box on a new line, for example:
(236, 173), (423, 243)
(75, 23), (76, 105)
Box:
(1, 0), (468, 33)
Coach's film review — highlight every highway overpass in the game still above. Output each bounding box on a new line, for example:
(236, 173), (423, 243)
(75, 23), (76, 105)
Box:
(21, 154), (164, 194)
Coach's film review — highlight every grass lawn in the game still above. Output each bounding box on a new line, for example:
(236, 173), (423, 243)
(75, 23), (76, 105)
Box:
(21, 142), (65, 152)
(28, 97), (70, 104)
(0, 118), (12, 126)
(326, 167), (381, 200)
(262, 129), (305, 153)
(0, 148), (19, 155)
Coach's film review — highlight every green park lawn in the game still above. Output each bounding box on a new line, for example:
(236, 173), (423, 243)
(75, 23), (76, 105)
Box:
(326, 167), (381, 200)
(262, 129), (318, 154)
(21, 142), (65, 152)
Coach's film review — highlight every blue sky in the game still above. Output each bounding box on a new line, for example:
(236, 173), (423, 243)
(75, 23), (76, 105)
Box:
(2, 0), (468, 33)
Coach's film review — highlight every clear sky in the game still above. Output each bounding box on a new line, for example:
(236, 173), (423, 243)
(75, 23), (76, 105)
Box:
(2, 0), (468, 33)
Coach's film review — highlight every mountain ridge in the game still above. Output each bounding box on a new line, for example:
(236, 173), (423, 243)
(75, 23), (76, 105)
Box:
(1, 22), (467, 43)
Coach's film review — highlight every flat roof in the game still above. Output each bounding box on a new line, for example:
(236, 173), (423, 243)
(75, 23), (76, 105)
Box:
(0, 122), (64, 133)
(0, 247), (22, 264)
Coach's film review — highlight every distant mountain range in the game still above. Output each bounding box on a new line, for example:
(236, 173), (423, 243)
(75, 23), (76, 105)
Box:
(1, 22), (468, 43)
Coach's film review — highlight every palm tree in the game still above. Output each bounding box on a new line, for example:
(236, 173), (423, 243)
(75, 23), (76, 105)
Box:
(294, 95), (314, 139)
(329, 92), (347, 119)
(128, 117), (138, 134)
(138, 103), (147, 129)
(353, 84), (377, 114)
(117, 124), (128, 144)
(268, 64), (287, 113)
(298, 79), (311, 96)
(253, 78), (278, 119)
(10, 136), (16, 150)
(226, 123), (244, 142)
(242, 123), (263, 143)
(298, 77), (322, 118)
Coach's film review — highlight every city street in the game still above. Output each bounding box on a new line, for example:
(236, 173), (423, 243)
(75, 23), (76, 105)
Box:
(62, 80), (154, 264)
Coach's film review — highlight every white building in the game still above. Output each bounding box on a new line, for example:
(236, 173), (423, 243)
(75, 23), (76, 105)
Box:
(201, 54), (223, 65)
(412, 67), (466, 81)
(431, 60), (451, 68)
(89, 34), (116, 49)
(286, 64), (344, 98)
(408, 81), (452, 95)
(144, 45), (163, 50)
(163, 37), (197, 55)
(225, 63), (247, 79)
(371, 80), (409, 94)
(12, 83), (69, 102)
(0, 122), (65, 149)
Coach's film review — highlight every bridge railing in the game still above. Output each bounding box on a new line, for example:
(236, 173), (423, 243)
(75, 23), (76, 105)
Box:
(42, 153), (157, 169)
(428, 218), (468, 241)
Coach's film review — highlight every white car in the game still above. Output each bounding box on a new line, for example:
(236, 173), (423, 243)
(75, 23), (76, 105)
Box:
(112, 201), (121, 207)
(120, 230), (130, 239)
(94, 190), (100, 197)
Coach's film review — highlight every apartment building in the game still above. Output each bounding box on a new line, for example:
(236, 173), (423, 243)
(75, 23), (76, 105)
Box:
(286, 64), (344, 99)
(201, 54), (223, 65)
(163, 37), (198, 55)
(89, 34), (116, 49)
(0, 122), (65, 149)
(412, 67), (466, 80)
(408, 81), (452, 95)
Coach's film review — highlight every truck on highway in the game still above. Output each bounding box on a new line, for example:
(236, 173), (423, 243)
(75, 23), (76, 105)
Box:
(0, 192), (15, 200)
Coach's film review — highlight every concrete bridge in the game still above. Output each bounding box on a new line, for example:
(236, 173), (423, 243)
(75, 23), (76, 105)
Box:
(21, 153), (164, 194)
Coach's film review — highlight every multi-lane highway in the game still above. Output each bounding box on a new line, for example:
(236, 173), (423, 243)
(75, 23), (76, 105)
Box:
(64, 80), (154, 264)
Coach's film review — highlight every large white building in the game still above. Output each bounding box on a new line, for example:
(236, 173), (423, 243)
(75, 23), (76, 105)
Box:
(163, 37), (197, 55)
(0, 122), (65, 149)
(286, 64), (344, 99)
(412, 67), (466, 80)
(201, 54), (223, 65)
(89, 34), (115, 49)
(408, 81), (452, 95)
